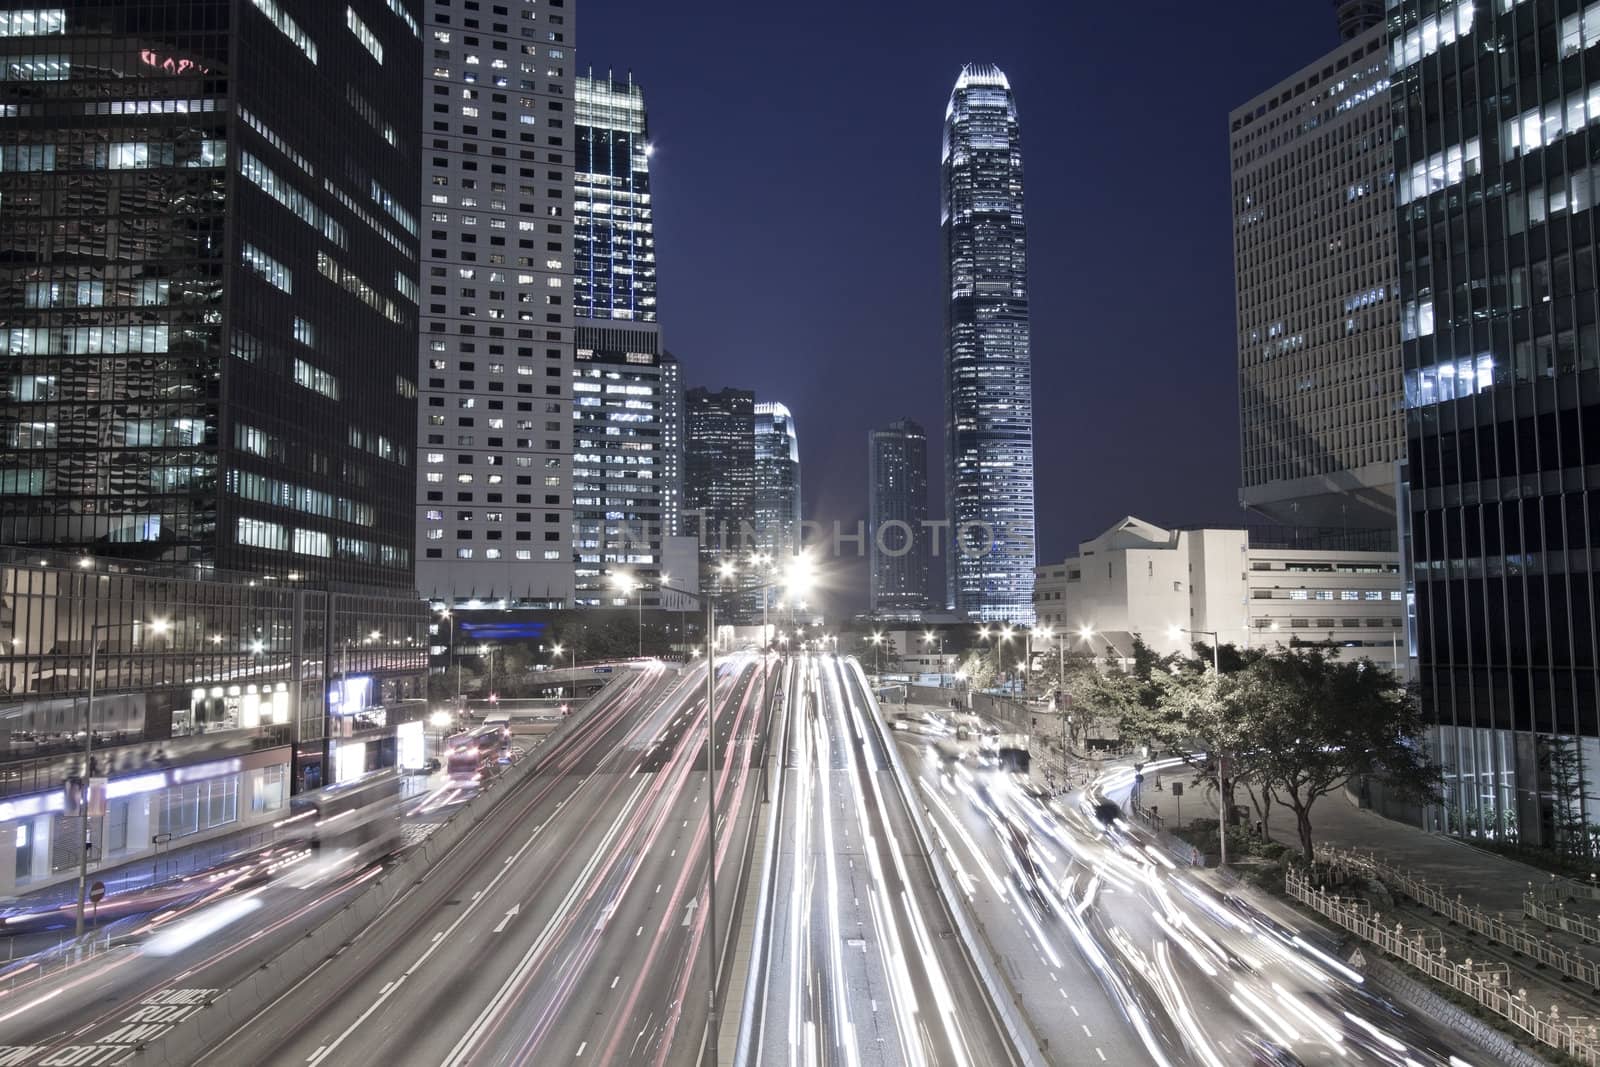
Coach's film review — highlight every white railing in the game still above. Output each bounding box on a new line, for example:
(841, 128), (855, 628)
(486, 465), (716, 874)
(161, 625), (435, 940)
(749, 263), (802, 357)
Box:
(1526, 891), (1600, 945)
(1286, 867), (1600, 1065)
(1318, 845), (1600, 988)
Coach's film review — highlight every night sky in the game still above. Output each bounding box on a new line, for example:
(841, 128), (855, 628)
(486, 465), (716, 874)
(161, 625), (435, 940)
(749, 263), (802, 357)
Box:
(586, 2), (1342, 611)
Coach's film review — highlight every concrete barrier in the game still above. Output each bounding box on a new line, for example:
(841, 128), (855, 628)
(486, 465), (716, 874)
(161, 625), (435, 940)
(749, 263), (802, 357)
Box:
(849, 659), (1046, 1067)
(133, 668), (651, 1065)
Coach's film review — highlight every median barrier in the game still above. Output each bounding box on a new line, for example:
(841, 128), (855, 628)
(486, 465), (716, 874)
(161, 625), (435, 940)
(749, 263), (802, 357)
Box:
(134, 667), (647, 1066)
(849, 659), (1046, 1067)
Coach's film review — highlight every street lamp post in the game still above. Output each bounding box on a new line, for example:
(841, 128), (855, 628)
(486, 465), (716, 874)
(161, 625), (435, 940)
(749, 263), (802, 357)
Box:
(77, 616), (168, 938)
(1170, 624), (1225, 866)
(438, 608), (460, 703)
(478, 643), (496, 701)
(869, 631), (883, 676)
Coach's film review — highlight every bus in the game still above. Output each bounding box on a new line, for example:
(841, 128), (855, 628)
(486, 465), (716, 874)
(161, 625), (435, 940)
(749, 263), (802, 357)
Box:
(279, 771), (405, 857)
(445, 723), (510, 781)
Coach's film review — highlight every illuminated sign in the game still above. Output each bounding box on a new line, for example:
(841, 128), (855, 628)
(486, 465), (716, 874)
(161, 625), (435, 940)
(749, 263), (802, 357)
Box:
(140, 49), (211, 76)
(328, 675), (373, 714)
(172, 758), (242, 784)
(397, 720), (425, 770)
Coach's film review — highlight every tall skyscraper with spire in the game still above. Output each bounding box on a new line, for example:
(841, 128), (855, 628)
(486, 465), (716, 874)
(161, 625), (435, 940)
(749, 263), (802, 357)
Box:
(941, 63), (1035, 623)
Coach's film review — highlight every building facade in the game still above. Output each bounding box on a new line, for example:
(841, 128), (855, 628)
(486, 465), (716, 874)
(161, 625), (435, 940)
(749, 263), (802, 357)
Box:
(0, 545), (428, 895)
(1391, 0), (1600, 848)
(1034, 516), (1403, 671)
(869, 418), (931, 617)
(1231, 18), (1402, 527)
(942, 63), (1035, 624)
(0, 0), (423, 591)
(570, 71), (671, 608)
(572, 328), (670, 607)
(683, 386), (754, 598)
(753, 402), (801, 560)
(414, 0), (575, 609)
(573, 70), (654, 324)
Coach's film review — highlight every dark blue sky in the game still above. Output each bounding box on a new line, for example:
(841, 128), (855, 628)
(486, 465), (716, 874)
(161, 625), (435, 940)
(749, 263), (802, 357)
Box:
(587, 2), (1342, 607)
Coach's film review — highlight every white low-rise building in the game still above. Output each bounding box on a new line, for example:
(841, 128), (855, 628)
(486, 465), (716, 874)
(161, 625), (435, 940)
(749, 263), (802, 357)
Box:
(1035, 517), (1406, 673)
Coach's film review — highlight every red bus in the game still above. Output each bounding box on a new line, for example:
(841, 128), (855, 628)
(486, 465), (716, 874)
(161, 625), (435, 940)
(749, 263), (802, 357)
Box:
(445, 723), (509, 781)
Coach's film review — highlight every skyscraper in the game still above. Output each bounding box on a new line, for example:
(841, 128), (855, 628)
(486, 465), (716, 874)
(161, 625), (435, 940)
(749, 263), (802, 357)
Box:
(942, 63), (1035, 623)
(0, 0), (422, 591)
(1390, 0), (1600, 847)
(571, 71), (670, 607)
(753, 403), (801, 560)
(869, 418), (931, 616)
(574, 71), (656, 324)
(683, 387), (754, 595)
(414, 0), (575, 609)
(1231, 18), (1399, 527)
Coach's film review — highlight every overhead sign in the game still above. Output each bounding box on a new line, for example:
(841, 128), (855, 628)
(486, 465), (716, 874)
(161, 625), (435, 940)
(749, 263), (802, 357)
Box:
(593, 666), (613, 674)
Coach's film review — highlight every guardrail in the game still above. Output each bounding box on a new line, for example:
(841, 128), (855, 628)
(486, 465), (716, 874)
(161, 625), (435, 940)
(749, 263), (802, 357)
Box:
(1318, 845), (1600, 991)
(1525, 892), (1600, 945)
(1287, 867), (1600, 1065)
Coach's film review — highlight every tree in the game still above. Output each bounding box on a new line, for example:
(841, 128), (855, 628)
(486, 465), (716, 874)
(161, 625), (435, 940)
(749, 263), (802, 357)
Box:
(1246, 648), (1440, 863)
(956, 649), (995, 691)
(1546, 734), (1591, 857)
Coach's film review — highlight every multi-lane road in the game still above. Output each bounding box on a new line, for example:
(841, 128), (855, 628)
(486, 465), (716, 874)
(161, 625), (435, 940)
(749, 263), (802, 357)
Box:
(749, 654), (1017, 1067)
(0, 651), (1503, 1067)
(896, 708), (1487, 1067)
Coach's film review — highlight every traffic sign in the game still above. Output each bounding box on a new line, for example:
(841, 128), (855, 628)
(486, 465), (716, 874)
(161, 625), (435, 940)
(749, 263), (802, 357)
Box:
(88, 881), (105, 904)
(593, 666), (613, 674)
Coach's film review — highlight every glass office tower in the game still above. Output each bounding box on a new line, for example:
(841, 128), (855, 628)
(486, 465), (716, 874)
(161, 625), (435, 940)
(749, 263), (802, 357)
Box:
(1392, 0), (1600, 847)
(571, 72), (668, 607)
(0, 0), (423, 591)
(574, 71), (655, 324)
(753, 402), (801, 560)
(869, 418), (931, 616)
(683, 386), (753, 605)
(942, 63), (1035, 623)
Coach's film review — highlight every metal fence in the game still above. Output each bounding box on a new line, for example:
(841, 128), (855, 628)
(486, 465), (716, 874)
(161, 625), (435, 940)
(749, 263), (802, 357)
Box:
(1286, 867), (1600, 1065)
(1525, 892), (1600, 945)
(1317, 846), (1600, 991)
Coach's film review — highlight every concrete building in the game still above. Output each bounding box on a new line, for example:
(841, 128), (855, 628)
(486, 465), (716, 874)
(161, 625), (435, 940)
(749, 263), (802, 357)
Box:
(1230, 17), (1401, 527)
(869, 418), (931, 617)
(1035, 517), (1404, 671)
(415, 0), (575, 609)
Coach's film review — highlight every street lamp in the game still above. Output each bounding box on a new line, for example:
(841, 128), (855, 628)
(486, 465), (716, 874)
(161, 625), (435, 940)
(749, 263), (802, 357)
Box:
(478, 643), (497, 701)
(610, 571), (644, 659)
(76, 616), (169, 938)
(438, 607), (460, 703)
(868, 632), (883, 676)
(550, 641), (575, 699)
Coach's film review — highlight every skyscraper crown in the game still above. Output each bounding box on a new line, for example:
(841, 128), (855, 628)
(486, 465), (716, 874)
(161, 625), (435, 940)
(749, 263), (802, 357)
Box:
(953, 62), (1010, 92)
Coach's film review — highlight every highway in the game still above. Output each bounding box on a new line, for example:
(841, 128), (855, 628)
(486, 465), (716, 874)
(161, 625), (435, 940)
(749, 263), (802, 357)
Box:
(896, 708), (1486, 1067)
(189, 654), (771, 1066)
(750, 655), (1018, 1067)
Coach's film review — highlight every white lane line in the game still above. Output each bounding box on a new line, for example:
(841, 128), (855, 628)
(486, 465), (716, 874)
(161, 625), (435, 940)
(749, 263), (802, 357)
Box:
(1082, 1025), (1092, 1037)
(1096, 1050), (1106, 1061)
(308, 1048), (326, 1062)
(576, 1041), (587, 1057)
(610, 975), (620, 989)
(636, 925), (643, 937)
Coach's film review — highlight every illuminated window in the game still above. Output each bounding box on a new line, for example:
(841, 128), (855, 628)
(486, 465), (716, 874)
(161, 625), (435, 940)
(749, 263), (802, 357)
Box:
(347, 7), (383, 63)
